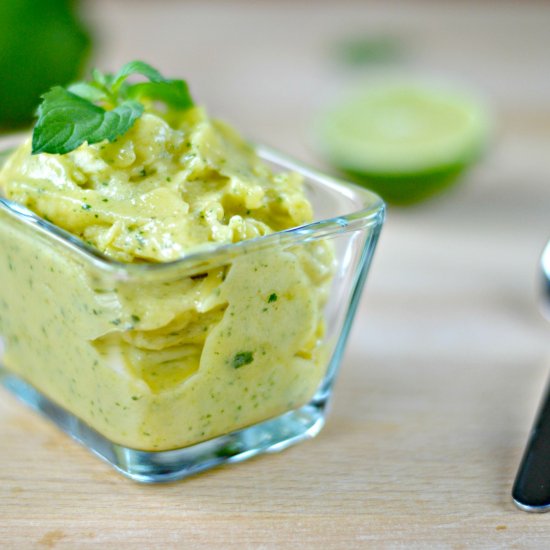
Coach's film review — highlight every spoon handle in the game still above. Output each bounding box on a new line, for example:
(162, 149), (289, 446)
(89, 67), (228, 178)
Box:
(542, 241), (550, 320)
(512, 378), (550, 512)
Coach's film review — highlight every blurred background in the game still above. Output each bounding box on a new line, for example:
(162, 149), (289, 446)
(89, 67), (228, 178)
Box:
(1, 1), (548, 207)
(1, 0), (550, 542)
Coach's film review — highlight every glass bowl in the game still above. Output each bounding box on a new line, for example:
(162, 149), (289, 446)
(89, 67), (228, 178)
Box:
(0, 138), (384, 482)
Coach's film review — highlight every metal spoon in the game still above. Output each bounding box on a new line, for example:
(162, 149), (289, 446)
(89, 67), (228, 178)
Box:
(542, 241), (550, 320)
(512, 240), (550, 512)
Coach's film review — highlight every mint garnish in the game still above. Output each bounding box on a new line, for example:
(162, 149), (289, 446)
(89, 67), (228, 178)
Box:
(31, 60), (194, 155)
(32, 87), (143, 155)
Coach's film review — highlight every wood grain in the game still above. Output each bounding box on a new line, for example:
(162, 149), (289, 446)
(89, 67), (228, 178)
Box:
(2, 1), (550, 548)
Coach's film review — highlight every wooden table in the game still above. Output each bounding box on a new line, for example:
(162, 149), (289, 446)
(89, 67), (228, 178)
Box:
(2, 1), (549, 547)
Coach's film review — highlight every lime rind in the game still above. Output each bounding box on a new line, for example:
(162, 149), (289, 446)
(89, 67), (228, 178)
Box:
(344, 163), (468, 205)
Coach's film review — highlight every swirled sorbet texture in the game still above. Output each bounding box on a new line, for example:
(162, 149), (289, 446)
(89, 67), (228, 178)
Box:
(1, 108), (313, 262)
(0, 106), (334, 450)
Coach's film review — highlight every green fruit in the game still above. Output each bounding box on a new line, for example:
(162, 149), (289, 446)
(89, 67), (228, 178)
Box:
(315, 80), (490, 204)
(0, 0), (91, 129)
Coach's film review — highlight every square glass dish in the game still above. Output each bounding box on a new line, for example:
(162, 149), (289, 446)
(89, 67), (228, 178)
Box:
(0, 137), (384, 482)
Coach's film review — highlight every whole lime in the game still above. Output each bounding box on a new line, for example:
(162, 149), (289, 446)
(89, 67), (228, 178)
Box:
(315, 80), (490, 204)
(0, 0), (90, 129)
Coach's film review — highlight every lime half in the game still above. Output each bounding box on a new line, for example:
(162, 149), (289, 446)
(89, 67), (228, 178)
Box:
(315, 80), (490, 204)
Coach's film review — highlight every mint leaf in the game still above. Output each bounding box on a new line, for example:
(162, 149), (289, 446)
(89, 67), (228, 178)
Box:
(67, 82), (107, 103)
(127, 80), (193, 110)
(32, 87), (143, 155)
(112, 61), (164, 90)
(93, 100), (144, 142)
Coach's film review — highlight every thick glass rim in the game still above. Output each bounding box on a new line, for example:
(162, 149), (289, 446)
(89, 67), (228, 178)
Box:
(0, 137), (385, 276)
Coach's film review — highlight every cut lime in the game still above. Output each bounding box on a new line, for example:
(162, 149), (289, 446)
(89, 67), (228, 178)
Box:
(315, 80), (490, 204)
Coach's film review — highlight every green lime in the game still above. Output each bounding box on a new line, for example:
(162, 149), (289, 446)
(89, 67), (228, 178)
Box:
(315, 80), (490, 204)
(0, 0), (91, 130)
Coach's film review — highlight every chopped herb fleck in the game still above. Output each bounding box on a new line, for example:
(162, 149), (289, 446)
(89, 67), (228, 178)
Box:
(131, 314), (141, 323)
(82, 203), (92, 210)
(268, 293), (278, 303)
(232, 351), (254, 369)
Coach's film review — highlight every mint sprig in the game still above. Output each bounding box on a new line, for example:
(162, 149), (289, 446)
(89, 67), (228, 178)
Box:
(31, 61), (194, 155)
(32, 88), (143, 155)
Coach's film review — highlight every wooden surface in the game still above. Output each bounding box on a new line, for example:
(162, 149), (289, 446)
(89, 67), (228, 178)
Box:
(2, 1), (550, 547)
